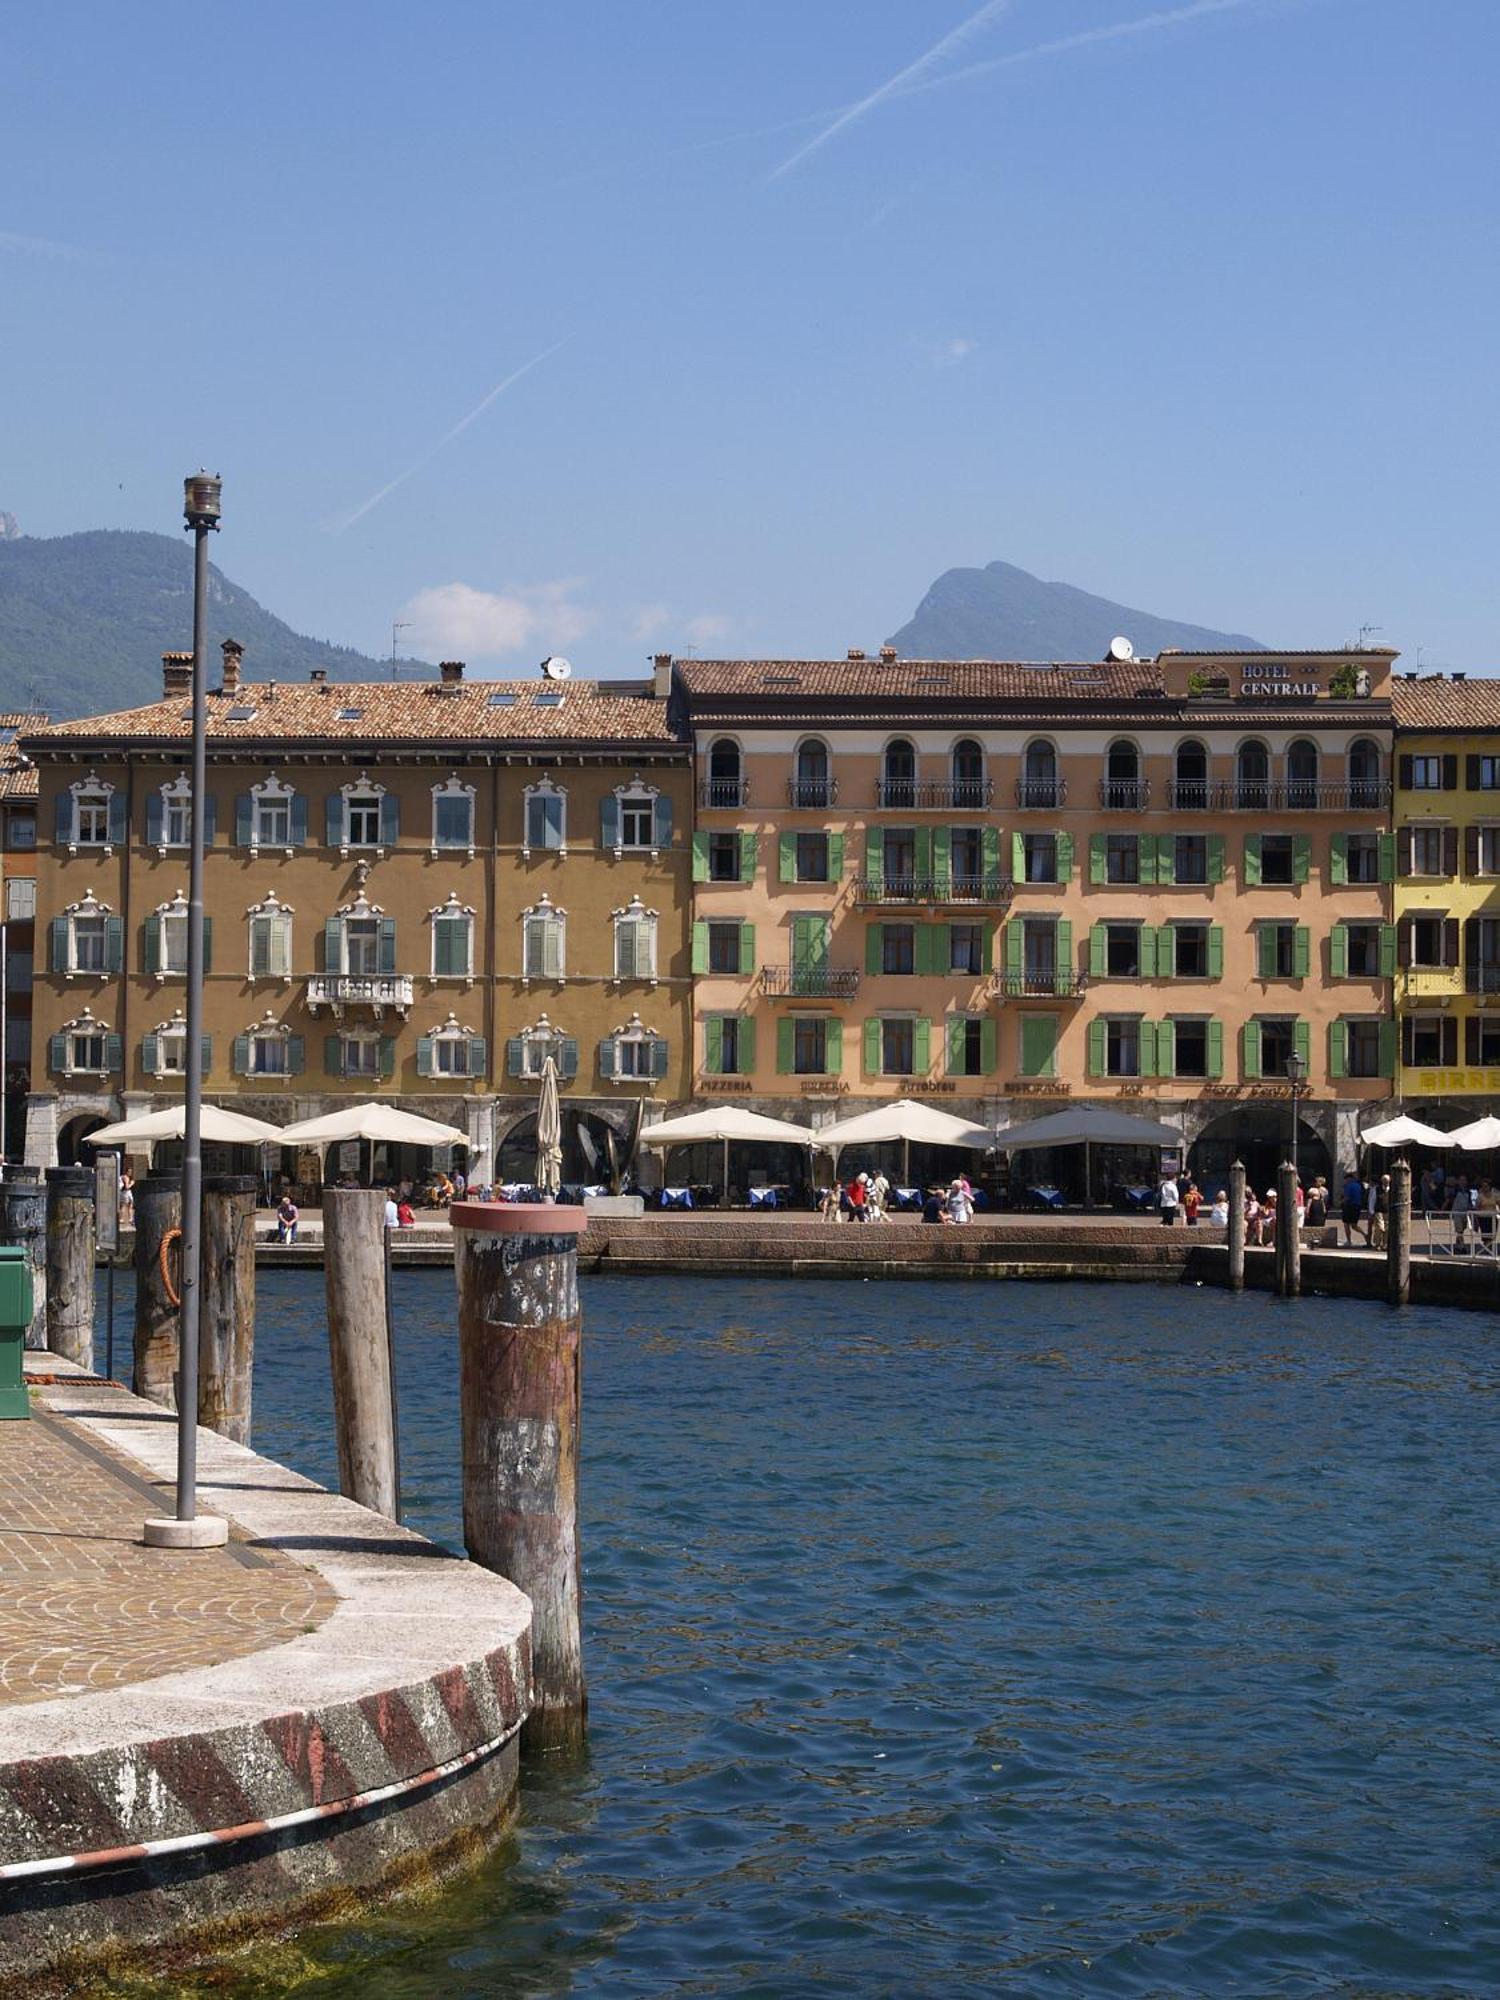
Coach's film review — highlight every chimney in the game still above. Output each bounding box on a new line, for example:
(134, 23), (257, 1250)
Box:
(220, 637), (243, 695)
(440, 659), (465, 685)
(879, 645), (898, 663)
(310, 668), (327, 684)
(847, 648), (866, 661)
(1453, 671), (1467, 683)
(162, 651), (193, 699)
(653, 652), (672, 699)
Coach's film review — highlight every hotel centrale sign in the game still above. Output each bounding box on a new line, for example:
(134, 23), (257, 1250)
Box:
(1236, 660), (1369, 699)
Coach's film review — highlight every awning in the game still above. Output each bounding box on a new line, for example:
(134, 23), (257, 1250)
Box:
(276, 1103), (470, 1148)
(1446, 1115), (1500, 1152)
(638, 1107), (817, 1148)
(992, 1106), (1180, 1151)
(86, 1105), (283, 1146)
(1357, 1115), (1455, 1149)
(814, 1099), (992, 1152)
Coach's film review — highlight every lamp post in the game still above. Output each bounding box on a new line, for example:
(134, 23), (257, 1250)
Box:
(144, 473), (227, 1549)
(1285, 1049), (1307, 1184)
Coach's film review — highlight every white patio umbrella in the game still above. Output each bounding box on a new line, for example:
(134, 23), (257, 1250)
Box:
(86, 1104), (283, 1147)
(815, 1098), (992, 1185)
(276, 1103), (469, 1148)
(1357, 1114), (1454, 1149)
(992, 1104), (1181, 1210)
(535, 1055), (563, 1196)
(638, 1105), (818, 1201)
(1447, 1114), (1500, 1152)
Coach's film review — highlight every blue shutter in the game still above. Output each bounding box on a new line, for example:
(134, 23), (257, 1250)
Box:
(48, 1033), (67, 1074)
(600, 794), (620, 849)
(468, 1036), (487, 1076)
(380, 793), (400, 845)
(53, 792), (71, 845)
(505, 1036), (525, 1078)
(232, 1033), (250, 1076)
(598, 1037), (617, 1078)
(143, 914), (161, 976)
(145, 794), (164, 845)
(290, 795), (308, 847)
(324, 1034), (342, 1077)
(201, 917), (213, 974)
(653, 794), (673, 847)
(378, 917), (397, 974)
(559, 1035), (579, 1080)
(235, 794), (253, 846)
(50, 916), (70, 972)
(104, 916), (124, 973)
(326, 793), (344, 847)
(201, 793), (216, 847)
(287, 1034), (305, 1076)
(416, 1035), (434, 1077)
(651, 1037), (670, 1078)
(324, 918), (343, 974)
(378, 1036), (396, 1081)
(107, 793), (127, 845)
(200, 1035), (212, 1076)
(105, 1033), (123, 1073)
(142, 1034), (159, 1075)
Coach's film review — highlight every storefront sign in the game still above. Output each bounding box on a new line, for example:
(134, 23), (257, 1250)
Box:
(1239, 662), (1321, 698)
(912, 1080), (957, 1095)
(1414, 1069), (1496, 1094)
(699, 1078), (753, 1093)
(1006, 1080), (1072, 1095)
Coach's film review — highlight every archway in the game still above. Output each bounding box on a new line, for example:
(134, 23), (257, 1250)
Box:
(57, 1114), (108, 1167)
(499, 1108), (626, 1189)
(1187, 1106), (1332, 1201)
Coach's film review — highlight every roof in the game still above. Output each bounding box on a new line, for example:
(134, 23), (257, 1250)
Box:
(0, 710), (43, 799)
(22, 679), (681, 754)
(676, 658), (1163, 704)
(1392, 677), (1500, 732)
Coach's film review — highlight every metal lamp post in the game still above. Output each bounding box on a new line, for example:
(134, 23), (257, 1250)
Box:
(144, 472), (228, 1549)
(1285, 1050), (1307, 1184)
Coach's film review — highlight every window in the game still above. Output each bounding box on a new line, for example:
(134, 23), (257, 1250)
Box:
(705, 740), (744, 808)
(1258, 921), (1302, 979)
(706, 1016), (751, 1075)
(793, 739), (832, 808)
(432, 777), (476, 852)
(144, 1015), (191, 1077)
(1469, 754), (1500, 792)
(707, 920), (744, 975)
(1406, 913), (1455, 968)
(1020, 741), (1058, 809)
(1406, 826), (1451, 877)
(1105, 1018), (1140, 1077)
(70, 783), (115, 848)
(524, 782), (567, 853)
(1172, 1019), (1209, 1079)
(602, 1013), (666, 1081)
(51, 1012), (116, 1076)
(1021, 833), (1057, 884)
(248, 894), (294, 978)
(1259, 835), (1295, 884)
(6, 876), (35, 921)
(421, 1015), (486, 1079)
(1343, 923), (1384, 976)
(882, 923), (915, 975)
(1259, 1018), (1296, 1075)
(506, 1015), (579, 1081)
(154, 898), (189, 975)
(1345, 833), (1382, 883)
(145, 777), (195, 849)
(795, 831), (829, 882)
(881, 1017), (915, 1076)
(50, 896), (122, 977)
(951, 828), (985, 892)
(1105, 923), (1140, 977)
(522, 897), (565, 980)
(9, 813), (35, 852)
(613, 898), (658, 981)
(1106, 834), (1139, 885)
(951, 740), (986, 808)
(250, 1027), (290, 1075)
(794, 1017), (828, 1075)
(605, 781), (668, 853)
(255, 790), (291, 847)
(949, 923), (984, 975)
(343, 913), (380, 975)
(1023, 919), (1058, 989)
(1409, 755), (1444, 791)
(1404, 1015), (1457, 1068)
(1172, 923), (1209, 977)
(1467, 916), (1500, 993)
(238, 775), (303, 851)
(1174, 740), (1208, 810)
(1103, 740), (1141, 809)
(342, 1033), (381, 1078)
(1469, 1014), (1500, 1064)
(1236, 741), (1270, 810)
(1174, 835), (1207, 885)
(883, 829), (917, 895)
(1346, 1021), (1384, 1078)
(710, 832), (744, 881)
(1349, 738), (1383, 807)
(881, 740), (916, 809)
(1470, 827), (1500, 877)
(430, 896), (475, 978)
(948, 1016), (987, 1077)
(1286, 739), (1318, 809)
(345, 789), (383, 848)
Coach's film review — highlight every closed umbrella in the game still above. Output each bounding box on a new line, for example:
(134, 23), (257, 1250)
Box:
(535, 1055), (563, 1196)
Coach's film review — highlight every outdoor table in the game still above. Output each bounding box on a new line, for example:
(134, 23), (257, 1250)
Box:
(748, 1186), (779, 1209)
(661, 1186), (694, 1210)
(894, 1187), (923, 1210)
(1027, 1185), (1066, 1211)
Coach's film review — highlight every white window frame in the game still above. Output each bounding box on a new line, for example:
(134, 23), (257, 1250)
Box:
(58, 1010), (110, 1076)
(606, 1011), (662, 1083)
(517, 1014), (566, 1079)
(430, 1013), (478, 1078)
(249, 774), (297, 855)
(67, 774), (117, 853)
(612, 780), (661, 857)
(244, 1014), (293, 1077)
(341, 1030), (381, 1079)
(150, 893), (190, 979)
(332, 892), (387, 976)
(59, 892), (114, 979)
(247, 892), (294, 980)
(147, 1012), (189, 1077)
(157, 776), (193, 851)
(339, 777), (387, 855)
(431, 774), (477, 857)
(523, 779), (568, 857)
(612, 897), (658, 984)
(522, 895), (566, 984)
(428, 894), (476, 981)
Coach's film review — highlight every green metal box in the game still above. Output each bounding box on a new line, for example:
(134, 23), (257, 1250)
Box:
(0, 1245), (34, 1420)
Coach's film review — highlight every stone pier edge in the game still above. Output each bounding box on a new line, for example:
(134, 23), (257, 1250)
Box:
(0, 1363), (532, 1992)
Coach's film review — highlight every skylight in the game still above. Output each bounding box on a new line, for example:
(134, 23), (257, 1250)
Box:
(225, 705), (258, 722)
(489, 692), (517, 707)
(336, 706), (365, 721)
(535, 692), (564, 707)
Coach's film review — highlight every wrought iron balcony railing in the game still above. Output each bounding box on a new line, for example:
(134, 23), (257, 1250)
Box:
(852, 876), (1013, 907)
(1468, 965), (1500, 995)
(786, 778), (838, 808)
(760, 966), (862, 999)
(699, 778), (748, 809)
(1014, 778), (1066, 809)
(994, 970), (1087, 999)
(872, 779), (995, 810)
(1099, 779), (1151, 811)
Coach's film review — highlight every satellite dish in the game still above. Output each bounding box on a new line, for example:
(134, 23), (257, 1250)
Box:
(1108, 636), (1135, 663)
(541, 655), (573, 681)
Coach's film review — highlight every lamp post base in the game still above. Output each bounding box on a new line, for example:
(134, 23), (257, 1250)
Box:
(143, 1514), (229, 1549)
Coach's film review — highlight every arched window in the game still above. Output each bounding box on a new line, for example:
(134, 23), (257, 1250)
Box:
(792, 738), (833, 808)
(881, 739), (917, 809)
(1348, 737), (1383, 809)
(1103, 739), (1143, 811)
(1174, 739), (1208, 811)
(1019, 740), (1059, 809)
(1236, 740), (1270, 811)
(951, 739), (987, 809)
(706, 739), (744, 809)
(1286, 738), (1318, 810)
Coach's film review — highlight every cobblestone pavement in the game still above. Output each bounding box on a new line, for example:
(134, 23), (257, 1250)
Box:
(0, 1404), (335, 1705)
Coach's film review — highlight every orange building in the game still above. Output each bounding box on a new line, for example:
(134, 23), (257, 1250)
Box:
(0, 713), (42, 1160)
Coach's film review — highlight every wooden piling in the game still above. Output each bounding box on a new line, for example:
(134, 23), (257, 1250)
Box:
(1275, 1159), (1300, 1299)
(133, 1172), (181, 1409)
(452, 1200), (587, 1754)
(1388, 1157), (1411, 1307)
(198, 1174), (257, 1443)
(323, 1187), (400, 1520)
(0, 1172), (48, 1351)
(1227, 1160), (1246, 1293)
(44, 1166), (95, 1370)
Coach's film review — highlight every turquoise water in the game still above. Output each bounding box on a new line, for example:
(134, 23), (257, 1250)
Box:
(102, 1273), (1500, 1995)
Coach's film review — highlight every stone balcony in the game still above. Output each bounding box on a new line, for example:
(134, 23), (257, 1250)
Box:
(306, 973), (414, 1019)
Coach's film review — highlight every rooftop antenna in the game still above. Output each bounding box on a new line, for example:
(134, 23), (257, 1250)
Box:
(1357, 623), (1382, 650)
(391, 619), (410, 680)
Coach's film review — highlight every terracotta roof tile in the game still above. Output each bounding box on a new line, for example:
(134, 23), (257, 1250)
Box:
(1392, 677), (1500, 731)
(677, 658), (1166, 704)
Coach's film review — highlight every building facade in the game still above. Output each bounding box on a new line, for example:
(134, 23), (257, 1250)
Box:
(0, 713), (41, 1160)
(23, 650), (691, 1184)
(677, 646), (1400, 1188)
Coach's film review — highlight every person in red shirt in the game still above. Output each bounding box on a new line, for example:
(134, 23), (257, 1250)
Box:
(396, 1197), (416, 1228)
(847, 1176), (868, 1222)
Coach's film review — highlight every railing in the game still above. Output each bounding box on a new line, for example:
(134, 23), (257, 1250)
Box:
(1467, 965), (1500, 995)
(994, 970), (1087, 999)
(699, 778), (748, 809)
(852, 876), (1012, 906)
(760, 966), (862, 998)
(944, 875), (1012, 905)
(1099, 779), (1150, 810)
(872, 779), (995, 810)
(787, 778), (838, 808)
(1014, 778), (1065, 809)
(307, 973), (414, 1016)
(1166, 779), (1211, 810)
(1217, 780), (1392, 812)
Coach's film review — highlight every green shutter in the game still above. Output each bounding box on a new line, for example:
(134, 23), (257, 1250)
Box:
(1087, 1017), (1106, 1077)
(1294, 1019), (1310, 1071)
(142, 1034), (159, 1075)
(932, 827), (951, 897)
(232, 1033), (250, 1077)
(1208, 925), (1223, 979)
(1005, 921), (1024, 979)
(1139, 837), (1157, 887)
(705, 1018), (723, 1074)
(740, 1018), (757, 1074)
(691, 922), (708, 975)
(1330, 923), (1347, 978)
(1243, 834), (1261, 887)
(980, 1016), (997, 1074)
(1054, 920), (1073, 993)
(738, 922), (755, 974)
(824, 1018), (841, 1074)
(1378, 832), (1396, 882)
(1380, 924), (1397, 977)
(914, 924), (935, 977)
(416, 1035), (434, 1078)
(866, 828), (883, 892)
(1020, 1014), (1056, 1078)
(1293, 834), (1311, 885)
(324, 1033), (342, 1077)
(1157, 1018), (1175, 1078)
(864, 1017), (881, 1075)
(1207, 834), (1225, 885)
(324, 917), (342, 974)
(914, 828), (932, 882)
(1294, 926), (1310, 978)
(201, 917), (213, 975)
(866, 923), (883, 975)
(1089, 924), (1106, 978)
(740, 830), (757, 882)
(1089, 832), (1106, 885)
(1156, 833), (1175, 886)
(1329, 832), (1348, 886)
(1056, 831), (1074, 882)
(980, 922), (994, 973)
(692, 832), (709, 882)
(779, 832), (796, 883)
(982, 826), (1000, 885)
(1328, 1019), (1347, 1080)
(104, 916), (124, 972)
(1011, 830), (1026, 881)
(1139, 925), (1158, 979)
(378, 1036), (396, 1080)
(1207, 1018), (1224, 1079)
(1257, 926), (1276, 979)
(1139, 1020), (1158, 1079)
(1158, 925), (1174, 976)
(776, 1017), (795, 1074)
(143, 913), (161, 976)
(913, 1017), (931, 1075)
(1243, 1019), (1262, 1079)
(947, 1014), (964, 1076)
(1378, 1019), (1396, 1077)
(828, 832), (844, 880)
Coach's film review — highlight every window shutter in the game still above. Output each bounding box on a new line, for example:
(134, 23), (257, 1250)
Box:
(865, 828), (883, 892)
(1207, 1018), (1223, 1079)
(290, 795), (308, 847)
(1086, 1017), (1106, 1077)
(691, 921), (708, 976)
(104, 916), (124, 972)
(824, 1018), (841, 1074)
(600, 794), (620, 849)
(946, 1015), (963, 1075)
(1156, 834), (1175, 886)
(48, 1033), (67, 1074)
(779, 832), (796, 883)
(1294, 1019), (1310, 1072)
(1005, 921), (1024, 979)
(201, 917), (213, 974)
(738, 922), (755, 975)
(1056, 830), (1075, 882)
(324, 1034), (342, 1076)
(379, 1036), (396, 1080)
(1256, 926), (1275, 980)
(145, 794), (164, 844)
(1089, 924), (1106, 978)
(1379, 833), (1396, 882)
(108, 793), (126, 845)
(650, 1037), (670, 1079)
(776, 1018), (794, 1074)
(201, 794), (216, 847)
(1089, 832), (1105, 885)
(913, 1017), (931, 1075)
(1140, 925), (1158, 979)
(740, 830), (758, 881)
(866, 923), (883, 975)
(1397, 917), (1413, 969)
(646, 794), (670, 847)
(326, 793), (344, 847)
(142, 1034), (159, 1075)
(1208, 925), (1223, 979)
(200, 1035), (212, 1076)
(1442, 827), (1458, 877)
(1378, 1020), (1397, 1077)
(1158, 1018), (1175, 1078)
(235, 794), (253, 846)
(143, 913), (161, 976)
(1139, 1020), (1158, 1079)
(1442, 754), (1458, 790)
(505, 1036), (525, 1078)
(931, 827), (951, 897)
(914, 827), (932, 884)
(380, 793), (400, 845)
(105, 1034), (123, 1073)
(232, 1033), (250, 1076)
(981, 922), (994, 974)
(1054, 920), (1073, 992)
(467, 1036), (487, 1076)
(544, 1036), (570, 1081)
(980, 1017), (997, 1075)
(1467, 1014), (1480, 1064)
(597, 1036), (616, 1079)
(1329, 924), (1347, 978)
(1443, 917), (1460, 967)
(324, 917), (343, 973)
(1465, 825), (1480, 875)
(1243, 1019), (1262, 1079)
(1294, 926), (1310, 978)
(1243, 835), (1261, 887)
(979, 826), (999, 885)
(734, 1017), (755, 1074)
(1011, 830), (1025, 881)
(1467, 754), (1481, 790)
(433, 919), (454, 979)
(1293, 834), (1311, 884)
(378, 917), (397, 974)
(705, 1018), (723, 1074)
(1207, 834), (1225, 885)
(1328, 1020), (1347, 1080)
(1398, 754), (1414, 788)
(54, 792), (72, 845)
(1380, 924), (1397, 977)
(828, 832), (844, 880)
(864, 1017), (882, 1075)
(691, 832), (709, 883)
(914, 924), (934, 977)
(1139, 837), (1157, 887)
(50, 915), (70, 972)
(287, 1035), (305, 1075)
(417, 1035), (434, 1077)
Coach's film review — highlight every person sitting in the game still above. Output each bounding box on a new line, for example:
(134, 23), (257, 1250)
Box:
(921, 1186), (946, 1225)
(383, 1189), (399, 1229)
(275, 1194), (299, 1244)
(396, 1196), (416, 1228)
(1209, 1189), (1229, 1227)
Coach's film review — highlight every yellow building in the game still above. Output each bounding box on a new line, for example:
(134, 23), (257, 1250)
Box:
(1391, 674), (1500, 1115)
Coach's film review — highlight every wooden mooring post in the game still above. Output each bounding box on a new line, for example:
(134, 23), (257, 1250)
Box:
(44, 1166), (95, 1371)
(1388, 1157), (1412, 1307)
(322, 1187), (400, 1520)
(1227, 1160), (1246, 1293)
(452, 1200), (586, 1754)
(1275, 1159), (1301, 1299)
(198, 1174), (257, 1443)
(133, 1172), (182, 1408)
(0, 1170), (47, 1351)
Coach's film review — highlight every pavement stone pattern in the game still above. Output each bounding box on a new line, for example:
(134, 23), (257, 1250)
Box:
(0, 1404), (334, 1706)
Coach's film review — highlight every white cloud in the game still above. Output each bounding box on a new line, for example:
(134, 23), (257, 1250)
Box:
(932, 336), (978, 368)
(398, 581), (593, 665)
(628, 603), (674, 644)
(684, 614), (733, 648)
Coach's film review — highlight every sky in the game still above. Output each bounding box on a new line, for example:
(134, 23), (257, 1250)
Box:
(2, 0), (1495, 676)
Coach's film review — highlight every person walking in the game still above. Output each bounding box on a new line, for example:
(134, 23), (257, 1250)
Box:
(1340, 1169), (1365, 1248)
(870, 1170), (891, 1222)
(1370, 1173), (1392, 1251)
(1183, 1179), (1201, 1227)
(1158, 1170), (1180, 1226)
(848, 1175), (869, 1223)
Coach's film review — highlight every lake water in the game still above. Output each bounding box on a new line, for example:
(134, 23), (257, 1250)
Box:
(98, 1272), (1500, 1996)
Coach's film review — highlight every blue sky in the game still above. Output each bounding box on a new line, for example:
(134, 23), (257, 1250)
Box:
(2, 0), (1494, 674)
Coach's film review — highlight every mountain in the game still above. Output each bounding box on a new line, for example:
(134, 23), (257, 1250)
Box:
(0, 529), (423, 719)
(887, 559), (1265, 661)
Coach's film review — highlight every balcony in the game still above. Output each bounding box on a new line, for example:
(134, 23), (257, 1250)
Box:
(787, 778), (838, 809)
(1099, 779), (1151, 811)
(306, 973), (414, 1018)
(1014, 778), (1066, 810)
(699, 778), (748, 809)
(1215, 780), (1392, 812)
(852, 876), (1012, 907)
(872, 780), (995, 810)
(760, 966), (862, 999)
(994, 970), (1087, 999)
(1467, 965), (1500, 996)
(1165, 779), (1211, 811)
(1401, 967), (1461, 998)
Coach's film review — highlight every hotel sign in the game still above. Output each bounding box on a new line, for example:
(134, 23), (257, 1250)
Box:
(1239, 662), (1321, 698)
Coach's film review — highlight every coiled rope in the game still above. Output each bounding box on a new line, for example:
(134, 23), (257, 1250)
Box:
(159, 1226), (183, 1307)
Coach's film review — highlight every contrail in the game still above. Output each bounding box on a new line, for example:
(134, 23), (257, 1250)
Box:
(0, 227), (108, 265)
(327, 335), (574, 534)
(767, 0), (1021, 181)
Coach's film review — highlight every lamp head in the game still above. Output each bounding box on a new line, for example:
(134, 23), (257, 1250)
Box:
(183, 470), (222, 530)
(1285, 1052), (1307, 1086)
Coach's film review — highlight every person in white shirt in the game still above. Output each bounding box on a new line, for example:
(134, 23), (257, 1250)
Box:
(1209, 1190), (1229, 1226)
(384, 1190), (399, 1229)
(1158, 1175), (1180, 1225)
